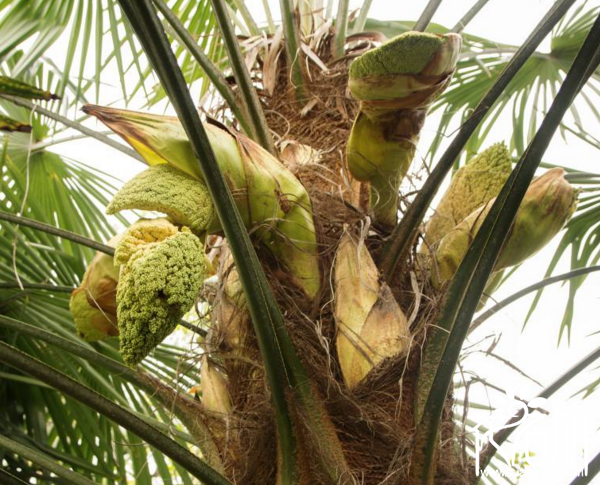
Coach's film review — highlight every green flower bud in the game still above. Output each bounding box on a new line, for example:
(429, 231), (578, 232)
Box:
(85, 105), (321, 298)
(116, 219), (206, 366)
(346, 32), (462, 227)
(434, 168), (578, 286)
(424, 143), (513, 247)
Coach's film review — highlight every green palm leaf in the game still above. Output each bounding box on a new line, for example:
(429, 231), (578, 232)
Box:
(431, 6), (600, 158)
(0, 0), (230, 105)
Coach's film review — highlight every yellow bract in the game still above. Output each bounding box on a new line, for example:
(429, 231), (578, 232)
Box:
(200, 355), (232, 415)
(69, 236), (121, 342)
(334, 233), (410, 388)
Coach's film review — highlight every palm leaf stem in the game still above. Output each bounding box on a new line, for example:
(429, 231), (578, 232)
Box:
(209, 0), (275, 154)
(113, 1), (310, 482)
(261, 0), (275, 31)
(0, 434), (97, 485)
(0, 292), (206, 335)
(279, 0), (306, 101)
(31, 132), (115, 151)
(451, 0), (491, 33)
(352, 0), (374, 34)
(0, 211), (114, 256)
(0, 282), (74, 292)
(0, 315), (206, 412)
(413, 0), (443, 32)
(150, 0), (252, 135)
(230, 0), (260, 36)
(568, 450), (600, 484)
(413, 12), (600, 484)
(0, 341), (233, 485)
(332, 0), (349, 58)
(477, 343), (600, 480)
(0, 469), (28, 485)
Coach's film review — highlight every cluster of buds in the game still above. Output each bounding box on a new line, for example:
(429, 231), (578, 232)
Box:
(423, 143), (513, 249)
(70, 218), (207, 366)
(114, 218), (206, 366)
(68, 30), (579, 398)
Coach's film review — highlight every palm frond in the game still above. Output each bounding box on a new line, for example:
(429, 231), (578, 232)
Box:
(0, 340), (232, 485)
(523, 169), (600, 340)
(0, 290), (203, 484)
(431, 6), (600, 160)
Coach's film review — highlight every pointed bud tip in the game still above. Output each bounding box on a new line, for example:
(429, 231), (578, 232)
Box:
(82, 104), (114, 123)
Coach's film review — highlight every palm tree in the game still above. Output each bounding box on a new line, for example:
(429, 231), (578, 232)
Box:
(1, 0), (600, 484)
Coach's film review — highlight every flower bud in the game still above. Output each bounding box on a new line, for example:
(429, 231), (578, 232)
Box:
(69, 238), (120, 341)
(334, 234), (410, 388)
(116, 219), (206, 366)
(346, 32), (462, 227)
(424, 143), (513, 248)
(435, 168), (578, 286)
(84, 105), (321, 298)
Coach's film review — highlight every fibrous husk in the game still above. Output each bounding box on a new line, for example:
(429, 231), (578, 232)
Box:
(212, 253), (249, 354)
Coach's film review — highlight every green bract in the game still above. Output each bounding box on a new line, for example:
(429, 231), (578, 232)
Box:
(116, 219), (205, 366)
(334, 234), (409, 388)
(434, 168), (578, 287)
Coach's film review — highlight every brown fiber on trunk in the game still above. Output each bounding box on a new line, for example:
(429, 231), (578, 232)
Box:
(202, 32), (468, 485)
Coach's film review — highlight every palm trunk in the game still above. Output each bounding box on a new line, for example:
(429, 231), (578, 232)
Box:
(197, 37), (468, 484)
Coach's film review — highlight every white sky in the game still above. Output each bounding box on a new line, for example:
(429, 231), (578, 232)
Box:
(50, 1), (600, 483)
